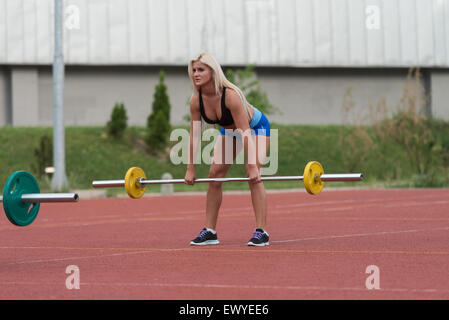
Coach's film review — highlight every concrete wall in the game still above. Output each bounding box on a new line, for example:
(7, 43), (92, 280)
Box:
(11, 67), (39, 126)
(0, 67), (11, 126)
(0, 65), (447, 127)
(431, 70), (449, 120)
(37, 66), (192, 126)
(254, 68), (413, 125)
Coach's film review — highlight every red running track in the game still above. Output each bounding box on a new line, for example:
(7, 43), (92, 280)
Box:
(0, 188), (449, 300)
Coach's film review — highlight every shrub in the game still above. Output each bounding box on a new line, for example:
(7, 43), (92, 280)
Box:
(184, 65), (279, 123)
(373, 69), (442, 179)
(339, 88), (374, 173)
(33, 135), (53, 177)
(225, 65), (280, 116)
(146, 71), (171, 153)
(107, 102), (128, 139)
(339, 68), (449, 186)
(146, 110), (171, 152)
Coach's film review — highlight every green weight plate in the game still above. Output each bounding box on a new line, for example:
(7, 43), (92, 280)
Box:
(2, 171), (40, 226)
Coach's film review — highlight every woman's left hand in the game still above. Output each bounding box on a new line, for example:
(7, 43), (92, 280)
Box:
(246, 164), (261, 184)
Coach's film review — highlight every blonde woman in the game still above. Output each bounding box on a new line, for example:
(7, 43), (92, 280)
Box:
(185, 53), (271, 246)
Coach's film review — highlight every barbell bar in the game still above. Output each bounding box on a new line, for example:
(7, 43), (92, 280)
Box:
(92, 161), (363, 199)
(92, 174), (362, 187)
(0, 193), (79, 203)
(2, 171), (79, 226)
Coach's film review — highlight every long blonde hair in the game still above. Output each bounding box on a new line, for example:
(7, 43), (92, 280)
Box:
(188, 53), (252, 121)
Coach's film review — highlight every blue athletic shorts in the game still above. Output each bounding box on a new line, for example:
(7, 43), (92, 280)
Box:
(219, 107), (271, 137)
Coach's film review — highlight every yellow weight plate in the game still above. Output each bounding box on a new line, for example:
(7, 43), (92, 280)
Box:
(303, 161), (324, 195)
(124, 167), (147, 199)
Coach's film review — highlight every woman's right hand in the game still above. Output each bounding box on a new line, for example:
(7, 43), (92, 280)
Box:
(184, 167), (196, 185)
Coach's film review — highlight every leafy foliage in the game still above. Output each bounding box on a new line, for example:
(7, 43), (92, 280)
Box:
(107, 102), (128, 139)
(146, 71), (171, 153)
(33, 135), (53, 177)
(225, 65), (280, 116)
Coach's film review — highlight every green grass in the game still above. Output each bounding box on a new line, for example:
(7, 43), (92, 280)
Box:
(0, 124), (448, 194)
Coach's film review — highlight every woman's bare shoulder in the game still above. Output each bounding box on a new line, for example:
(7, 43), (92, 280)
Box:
(225, 87), (245, 109)
(190, 91), (199, 102)
(225, 87), (241, 102)
(190, 92), (200, 109)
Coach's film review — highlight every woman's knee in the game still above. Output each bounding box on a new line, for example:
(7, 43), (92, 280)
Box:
(256, 136), (270, 168)
(209, 163), (229, 177)
(208, 164), (229, 188)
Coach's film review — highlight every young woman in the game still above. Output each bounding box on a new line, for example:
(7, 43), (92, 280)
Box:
(185, 53), (271, 246)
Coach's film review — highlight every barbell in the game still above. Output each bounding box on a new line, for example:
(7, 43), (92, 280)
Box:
(1, 171), (79, 226)
(92, 161), (363, 199)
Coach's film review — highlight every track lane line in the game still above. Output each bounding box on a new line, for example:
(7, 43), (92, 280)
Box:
(0, 280), (448, 295)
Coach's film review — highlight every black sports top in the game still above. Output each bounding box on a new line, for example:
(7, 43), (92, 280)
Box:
(199, 87), (234, 126)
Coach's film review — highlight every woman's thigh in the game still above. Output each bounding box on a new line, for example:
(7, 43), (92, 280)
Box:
(209, 135), (238, 177)
(242, 134), (270, 170)
(255, 135), (270, 170)
(209, 133), (269, 176)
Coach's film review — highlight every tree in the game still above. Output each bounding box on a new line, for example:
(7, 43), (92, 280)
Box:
(107, 102), (128, 139)
(33, 135), (53, 177)
(146, 71), (171, 153)
(225, 65), (280, 116)
(184, 65), (279, 123)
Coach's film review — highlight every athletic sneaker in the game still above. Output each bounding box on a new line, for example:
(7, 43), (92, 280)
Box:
(190, 228), (219, 245)
(247, 228), (270, 246)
